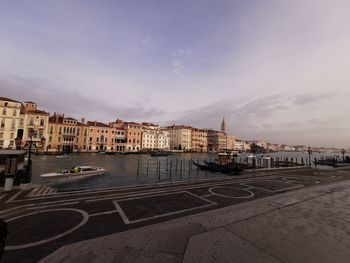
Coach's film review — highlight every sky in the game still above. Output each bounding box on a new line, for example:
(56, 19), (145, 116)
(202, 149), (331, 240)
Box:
(0, 0), (349, 148)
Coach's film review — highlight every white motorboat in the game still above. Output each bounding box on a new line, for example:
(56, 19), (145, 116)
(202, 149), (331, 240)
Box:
(40, 166), (106, 181)
(56, 154), (69, 158)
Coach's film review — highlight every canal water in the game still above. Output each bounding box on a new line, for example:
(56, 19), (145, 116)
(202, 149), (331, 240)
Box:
(32, 151), (339, 191)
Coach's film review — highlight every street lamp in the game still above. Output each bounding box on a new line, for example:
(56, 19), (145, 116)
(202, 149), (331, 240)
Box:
(307, 146), (312, 166)
(25, 129), (36, 183)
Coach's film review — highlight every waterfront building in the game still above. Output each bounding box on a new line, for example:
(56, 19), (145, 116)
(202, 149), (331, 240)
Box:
(234, 140), (251, 151)
(163, 125), (192, 151)
(48, 113), (88, 153)
(207, 129), (227, 152)
(87, 121), (115, 151)
(109, 120), (127, 152)
(19, 102), (50, 152)
(0, 97), (22, 149)
(124, 122), (142, 152)
(191, 128), (208, 152)
(141, 122), (169, 151)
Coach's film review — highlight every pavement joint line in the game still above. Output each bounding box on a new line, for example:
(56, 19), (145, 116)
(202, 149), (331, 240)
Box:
(18, 174), (281, 202)
(89, 210), (119, 217)
(112, 200), (130, 224)
(209, 186), (255, 199)
(9, 176), (281, 205)
(184, 191), (218, 205)
(84, 178), (279, 203)
(199, 194), (213, 198)
(0, 194), (7, 200)
(239, 180), (304, 193)
(5, 208), (89, 250)
(224, 226), (287, 263)
(5, 191), (22, 203)
(2, 176), (344, 218)
(2, 201), (80, 219)
(113, 192), (217, 225)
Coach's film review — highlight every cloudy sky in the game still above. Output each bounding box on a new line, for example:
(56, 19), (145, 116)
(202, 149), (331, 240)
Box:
(1, 0), (349, 148)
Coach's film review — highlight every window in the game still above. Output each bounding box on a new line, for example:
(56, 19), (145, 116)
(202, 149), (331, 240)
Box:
(40, 119), (44, 126)
(50, 126), (53, 134)
(59, 127), (62, 134)
(49, 136), (52, 142)
(58, 137), (61, 142)
(20, 119), (24, 126)
(29, 118), (34, 126)
(2, 108), (6, 115)
(4, 102), (8, 106)
(13, 109), (17, 116)
(11, 119), (15, 130)
(0, 132), (3, 138)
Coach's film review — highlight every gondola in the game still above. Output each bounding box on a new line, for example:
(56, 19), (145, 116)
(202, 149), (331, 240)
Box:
(192, 161), (244, 175)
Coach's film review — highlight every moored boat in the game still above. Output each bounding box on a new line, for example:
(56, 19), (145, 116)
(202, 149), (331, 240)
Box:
(40, 166), (106, 181)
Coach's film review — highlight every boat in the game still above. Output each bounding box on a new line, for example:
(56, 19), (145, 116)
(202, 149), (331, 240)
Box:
(56, 154), (69, 158)
(40, 166), (106, 181)
(193, 161), (244, 175)
(150, 151), (173, 157)
(105, 152), (116, 155)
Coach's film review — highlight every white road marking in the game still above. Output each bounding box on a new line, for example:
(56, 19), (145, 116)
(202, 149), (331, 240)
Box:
(5, 208), (89, 250)
(209, 186), (255, 199)
(5, 191), (22, 203)
(89, 210), (118, 217)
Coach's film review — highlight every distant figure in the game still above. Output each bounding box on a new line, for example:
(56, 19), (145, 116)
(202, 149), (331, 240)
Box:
(0, 218), (8, 260)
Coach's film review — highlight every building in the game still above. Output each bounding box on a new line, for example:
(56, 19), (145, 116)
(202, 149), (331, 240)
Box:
(207, 129), (227, 152)
(163, 125), (192, 151)
(0, 97), (22, 149)
(109, 120), (127, 152)
(191, 128), (208, 152)
(234, 140), (251, 151)
(140, 123), (169, 151)
(124, 122), (142, 152)
(47, 113), (88, 153)
(18, 101), (50, 152)
(87, 121), (115, 151)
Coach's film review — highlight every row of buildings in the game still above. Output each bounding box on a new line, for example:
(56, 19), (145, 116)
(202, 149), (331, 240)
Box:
(3, 97), (323, 154)
(0, 97), (241, 153)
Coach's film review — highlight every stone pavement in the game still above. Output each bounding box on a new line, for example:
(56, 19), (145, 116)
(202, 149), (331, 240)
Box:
(40, 179), (350, 263)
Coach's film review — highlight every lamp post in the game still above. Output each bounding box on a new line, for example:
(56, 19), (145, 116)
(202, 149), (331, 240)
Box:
(25, 129), (36, 183)
(341, 149), (346, 161)
(307, 146), (312, 166)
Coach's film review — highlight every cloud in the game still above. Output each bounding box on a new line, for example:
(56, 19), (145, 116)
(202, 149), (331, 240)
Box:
(0, 77), (164, 122)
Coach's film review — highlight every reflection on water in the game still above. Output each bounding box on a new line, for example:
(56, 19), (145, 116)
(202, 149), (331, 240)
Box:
(32, 152), (338, 191)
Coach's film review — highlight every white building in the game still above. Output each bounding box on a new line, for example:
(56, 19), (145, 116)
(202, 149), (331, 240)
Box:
(163, 125), (192, 151)
(141, 129), (169, 150)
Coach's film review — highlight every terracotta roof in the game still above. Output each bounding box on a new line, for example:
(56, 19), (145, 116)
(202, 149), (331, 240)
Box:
(0, 97), (21, 103)
(26, 109), (49, 115)
(87, 121), (110, 127)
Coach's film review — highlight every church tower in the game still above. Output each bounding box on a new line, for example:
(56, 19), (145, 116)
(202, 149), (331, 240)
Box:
(221, 117), (227, 133)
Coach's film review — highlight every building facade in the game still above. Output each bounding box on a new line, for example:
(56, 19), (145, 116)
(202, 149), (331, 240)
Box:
(191, 128), (208, 152)
(163, 125), (192, 151)
(19, 102), (50, 151)
(47, 114), (88, 153)
(87, 121), (115, 151)
(124, 122), (142, 152)
(0, 97), (22, 149)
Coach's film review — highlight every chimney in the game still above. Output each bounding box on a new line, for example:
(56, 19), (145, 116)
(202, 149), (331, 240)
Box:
(55, 113), (59, 123)
(81, 117), (85, 124)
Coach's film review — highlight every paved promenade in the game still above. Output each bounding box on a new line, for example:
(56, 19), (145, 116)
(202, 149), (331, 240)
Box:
(1, 166), (350, 262)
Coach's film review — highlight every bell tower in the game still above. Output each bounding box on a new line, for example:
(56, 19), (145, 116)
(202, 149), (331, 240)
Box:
(221, 117), (227, 133)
